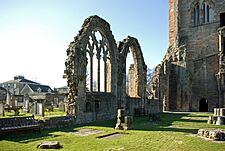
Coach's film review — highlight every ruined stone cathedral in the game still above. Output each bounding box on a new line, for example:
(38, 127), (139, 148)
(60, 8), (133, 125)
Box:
(63, 15), (156, 124)
(151, 0), (225, 112)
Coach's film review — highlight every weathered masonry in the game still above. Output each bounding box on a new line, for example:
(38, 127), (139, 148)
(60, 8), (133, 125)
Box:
(150, 0), (225, 112)
(64, 15), (149, 123)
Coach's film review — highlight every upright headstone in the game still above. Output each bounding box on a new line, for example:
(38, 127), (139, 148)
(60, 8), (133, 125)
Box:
(37, 102), (44, 117)
(32, 101), (37, 115)
(23, 97), (29, 113)
(11, 98), (18, 108)
(0, 101), (4, 116)
(124, 116), (133, 130)
(59, 101), (65, 112)
(6, 91), (11, 106)
(115, 109), (125, 130)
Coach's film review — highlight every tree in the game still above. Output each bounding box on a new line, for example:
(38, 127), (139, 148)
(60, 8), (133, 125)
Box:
(146, 67), (155, 96)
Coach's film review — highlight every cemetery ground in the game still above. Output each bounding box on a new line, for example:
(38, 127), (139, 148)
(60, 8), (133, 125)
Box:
(1, 112), (225, 151)
(0, 108), (66, 119)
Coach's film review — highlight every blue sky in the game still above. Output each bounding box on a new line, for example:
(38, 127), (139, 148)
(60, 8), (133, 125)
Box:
(0, 0), (168, 87)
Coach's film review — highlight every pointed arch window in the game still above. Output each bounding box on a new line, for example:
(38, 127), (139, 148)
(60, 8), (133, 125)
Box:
(193, 4), (200, 25)
(86, 30), (111, 93)
(207, 5), (210, 22)
(197, 5), (200, 25)
(194, 7), (196, 25)
(203, 2), (211, 24)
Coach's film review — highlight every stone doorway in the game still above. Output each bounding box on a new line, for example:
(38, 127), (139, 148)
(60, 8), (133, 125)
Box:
(220, 12), (225, 27)
(199, 98), (208, 112)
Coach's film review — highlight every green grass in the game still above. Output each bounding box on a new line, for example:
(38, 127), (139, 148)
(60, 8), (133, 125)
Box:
(1, 112), (225, 151)
(1, 108), (66, 120)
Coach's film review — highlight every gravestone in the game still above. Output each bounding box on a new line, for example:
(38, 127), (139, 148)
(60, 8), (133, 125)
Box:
(11, 98), (18, 109)
(23, 97), (29, 113)
(115, 109), (125, 130)
(124, 116), (133, 130)
(59, 101), (65, 112)
(37, 102), (44, 117)
(0, 101), (4, 116)
(6, 91), (11, 106)
(115, 109), (132, 130)
(32, 101), (37, 115)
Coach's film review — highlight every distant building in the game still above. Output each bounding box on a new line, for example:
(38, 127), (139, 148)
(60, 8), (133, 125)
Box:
(0, 75), (52, 95)
(55, 86), (68, 94)
(0, 87), (7, 101)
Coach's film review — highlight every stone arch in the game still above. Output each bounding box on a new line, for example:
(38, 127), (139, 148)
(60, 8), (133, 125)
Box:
(85, 102), (92, 112)
(65, 15), (118, 115)
(118, 36), (147, 98)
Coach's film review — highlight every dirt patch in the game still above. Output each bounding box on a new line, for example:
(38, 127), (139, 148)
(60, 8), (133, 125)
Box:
(70, 129), (105, 136)
(97, 132), (127, 140)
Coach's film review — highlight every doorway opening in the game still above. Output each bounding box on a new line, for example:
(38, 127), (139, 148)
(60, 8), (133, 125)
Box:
(199, 98), (208, 112)
(220, 12), (225, 27)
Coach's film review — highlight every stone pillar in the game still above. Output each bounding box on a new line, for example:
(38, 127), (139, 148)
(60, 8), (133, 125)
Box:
(0, 101), (4, 116)
(128, 64), (135, 97)
(97, 48), (101, 92)
(90, 52), (94, 92)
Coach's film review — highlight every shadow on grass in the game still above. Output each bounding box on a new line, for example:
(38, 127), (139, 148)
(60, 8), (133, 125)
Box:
(131, 112), (199, 134)
(84, 112), (200, 134)
(0, 125), (78, 143)
(1, 112), (205, 142)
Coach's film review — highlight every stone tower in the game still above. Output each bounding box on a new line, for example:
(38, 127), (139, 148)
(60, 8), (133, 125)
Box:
(152, 0), (225, 112)
(169, 0), (179, 47)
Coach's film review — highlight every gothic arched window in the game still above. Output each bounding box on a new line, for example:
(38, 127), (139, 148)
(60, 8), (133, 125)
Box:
(86, 31), (111, 93)
(203, 2), (211, 23)
(193, 4), (200, 25)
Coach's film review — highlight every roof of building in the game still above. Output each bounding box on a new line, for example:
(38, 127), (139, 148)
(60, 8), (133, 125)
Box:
(19, 78), (39, 84)
(2, 76), (39, 84)
(27, 84), (52, 93)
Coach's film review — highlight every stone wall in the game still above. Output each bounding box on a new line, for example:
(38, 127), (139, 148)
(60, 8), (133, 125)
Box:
(38, 116), (75, 129)
(152, 0), (225, 112)
(75, 92), (117, 124)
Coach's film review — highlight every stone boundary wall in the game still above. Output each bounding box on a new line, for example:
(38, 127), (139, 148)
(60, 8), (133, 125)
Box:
(38, 116), (75, 129)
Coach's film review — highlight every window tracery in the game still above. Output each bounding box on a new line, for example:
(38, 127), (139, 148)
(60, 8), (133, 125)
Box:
(86, 31), (111, 92)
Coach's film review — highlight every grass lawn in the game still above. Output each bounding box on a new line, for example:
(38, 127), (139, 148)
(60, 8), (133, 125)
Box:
(1, 112), (225, 151)
(1, 108), (66, 120)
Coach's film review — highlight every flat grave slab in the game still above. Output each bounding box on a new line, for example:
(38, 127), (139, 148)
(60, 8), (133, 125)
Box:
(70, 128), (105, 136)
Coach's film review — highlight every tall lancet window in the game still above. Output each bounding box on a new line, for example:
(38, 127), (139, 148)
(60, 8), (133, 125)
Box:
(86, 31), (111, 93)
(193, 4), (200, 25)
(203, 3), (211, 23)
